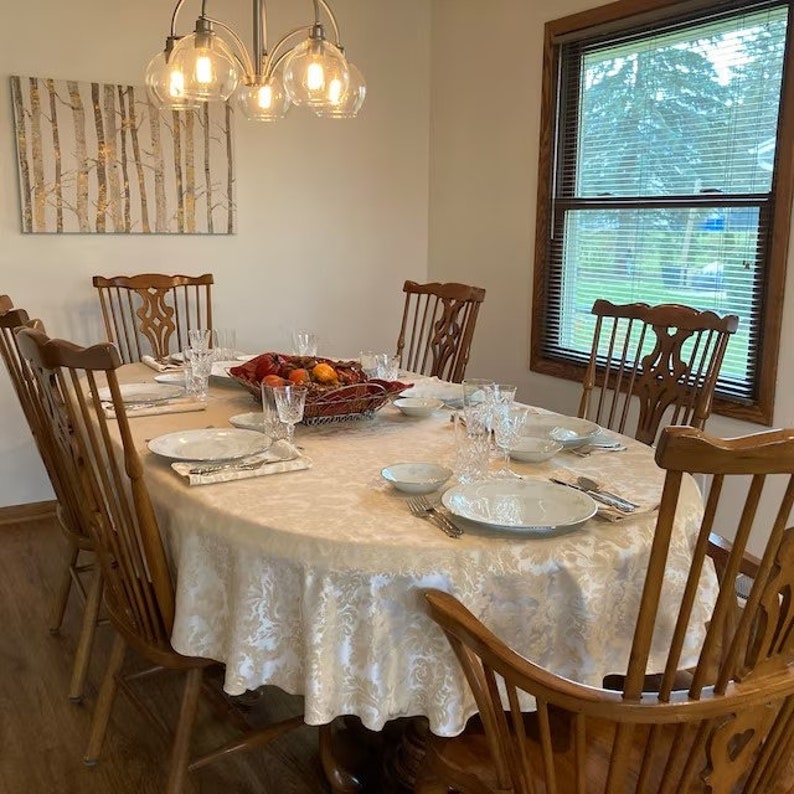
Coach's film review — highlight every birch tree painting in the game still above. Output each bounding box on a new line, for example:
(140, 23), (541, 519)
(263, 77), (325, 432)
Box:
(10, 75), (235, 234)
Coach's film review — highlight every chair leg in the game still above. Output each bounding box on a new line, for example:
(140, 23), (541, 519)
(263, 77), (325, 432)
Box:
(84, 632), (126, 766)
(68, 567), (103, 703)
(50, 543), (79, 635)
(165, 667), (203, 794)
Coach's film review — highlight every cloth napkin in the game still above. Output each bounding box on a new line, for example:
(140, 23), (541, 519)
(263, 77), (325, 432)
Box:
(401, 377), (462, 405)
(142, 355), (184, 373)
(548, 468), (657, 523)
(171, 440), (311, 486)
(102, 398), (206, 419)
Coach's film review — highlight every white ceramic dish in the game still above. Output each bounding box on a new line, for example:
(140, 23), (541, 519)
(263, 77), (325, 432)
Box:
(393, 397), (444, 418)
(153, 373), (185, 385)
(148, 428), (270, 462)
(235, 354), (257, 362)
(400, 380), (463, 408)
(229, 412), (269, 433)
(521, 415), (600, 449)
(97, 383), (182, 404)
(211, 360), (238, 379)
(509, 437), (564, 463)
(441, 479), (597, 533)
(381, 462), (452, 494)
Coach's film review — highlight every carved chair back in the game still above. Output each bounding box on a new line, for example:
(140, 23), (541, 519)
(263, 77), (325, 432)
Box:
(92, 273), (213, 363)
(423, 424), (794, 793)
(396, 280), (485, 383)
(579, 300), (738, 445)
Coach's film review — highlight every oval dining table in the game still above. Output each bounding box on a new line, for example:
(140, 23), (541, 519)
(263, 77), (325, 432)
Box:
(111, 363), (718, 791)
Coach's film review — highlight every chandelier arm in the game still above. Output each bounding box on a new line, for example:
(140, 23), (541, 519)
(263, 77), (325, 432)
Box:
(316, 0), (341, 46)
(253, 0), (268, 77)
(263, 25), (311, 78)
(204, 14), (256, 76)
(169, 0), (190, 37)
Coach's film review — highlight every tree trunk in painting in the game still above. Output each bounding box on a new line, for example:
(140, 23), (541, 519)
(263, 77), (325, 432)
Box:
(202, 104), (214, 233)
(147, 98), (167, 233)
(44, 79), (64, 233)
(67, 80), (90, 232)
(28, 78), (46, 231)
(11, 77), (33, 233)
(172, 111), (185, 233)
(225, 102), (234, 234)
(116, 87), (132, 232)
(103, 85), (122, 232)
(126, 87), (149, 233)
(91, 82), (107, 232)
(184, 111), (196, 233)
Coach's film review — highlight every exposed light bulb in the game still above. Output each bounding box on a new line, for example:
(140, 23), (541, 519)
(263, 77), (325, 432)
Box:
(257, 84), (274, 109)
(169, 69), (186, 98)
(195, 55), (213, 84)
(327, 77), (343, 105)
(307, 62), (325, 91)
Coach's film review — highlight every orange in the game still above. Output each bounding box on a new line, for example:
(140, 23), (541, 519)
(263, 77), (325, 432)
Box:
(311, 363), (338, 384)
(262, 374), (288, 388)
(288, 368), (310, 384)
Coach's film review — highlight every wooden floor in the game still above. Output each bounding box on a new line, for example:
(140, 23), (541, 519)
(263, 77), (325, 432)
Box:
(0, 515), (333, 794)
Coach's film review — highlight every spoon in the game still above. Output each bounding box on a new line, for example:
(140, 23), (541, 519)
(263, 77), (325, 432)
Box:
(576, 476), (638, 512)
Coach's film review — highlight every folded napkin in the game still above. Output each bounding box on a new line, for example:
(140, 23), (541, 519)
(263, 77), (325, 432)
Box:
(142, 355), (184, 373)
(102, 398), (206, 419)
(548, 468), (657, 523)
(401, 377), (462, 404)
(171, 440), (311, 486)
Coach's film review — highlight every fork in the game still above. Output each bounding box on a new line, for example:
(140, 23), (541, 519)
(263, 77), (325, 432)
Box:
(407, 496), (462, 538)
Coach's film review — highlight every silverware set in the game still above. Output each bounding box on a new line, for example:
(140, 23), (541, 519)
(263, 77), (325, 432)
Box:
(407, 495), (463, 538)
(549, 476), (638, 513)
(188, 458), (270, 476)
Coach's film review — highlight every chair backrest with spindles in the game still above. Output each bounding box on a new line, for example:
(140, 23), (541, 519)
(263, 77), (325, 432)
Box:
(425, 424), (794, 793)
(92, 273), (213, 363)
(579, 300), (739, 445)
(16, 328), (175, 657)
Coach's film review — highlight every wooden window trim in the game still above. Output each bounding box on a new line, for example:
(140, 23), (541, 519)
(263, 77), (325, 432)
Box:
(530, 0), (794, 426)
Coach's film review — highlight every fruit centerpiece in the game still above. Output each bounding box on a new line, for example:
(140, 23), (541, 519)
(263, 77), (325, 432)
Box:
(228, 352), (411, 424)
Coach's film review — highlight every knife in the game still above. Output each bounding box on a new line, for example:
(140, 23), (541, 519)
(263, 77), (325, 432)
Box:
(549, 478), (635, 513)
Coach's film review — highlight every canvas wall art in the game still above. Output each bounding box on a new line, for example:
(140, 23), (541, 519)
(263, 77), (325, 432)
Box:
(10, 75), (236, 234)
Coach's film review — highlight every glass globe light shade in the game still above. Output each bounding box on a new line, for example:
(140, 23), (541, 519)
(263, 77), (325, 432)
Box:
(236, 75), (290, 122)
(170, 29), (240, 102)
(145, 50), (199, 110)
(314, 61), (366, 119)
(283, 37), (350, 107)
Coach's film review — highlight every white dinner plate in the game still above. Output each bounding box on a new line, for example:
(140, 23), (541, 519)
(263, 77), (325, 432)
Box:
(211, 360), (238, 379)
(400, 380), (463, 408)
(153, 373), (185, 385)
(97, 383), (183, 404)
(229, 412), (268, 432)
(521, 415), (600, 449)
(441, 479), (597, 533)
(147, 428), (270, 462)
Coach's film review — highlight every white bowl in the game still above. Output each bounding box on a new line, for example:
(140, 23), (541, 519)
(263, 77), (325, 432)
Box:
(509, 437), (564, 463)
(381, 462), (452, 494)
(393, 397), (444, 418)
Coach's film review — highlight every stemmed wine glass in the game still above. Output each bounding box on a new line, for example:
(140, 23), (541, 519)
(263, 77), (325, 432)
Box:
(272, 385), (307, 446)
(492, 403), (528, 478)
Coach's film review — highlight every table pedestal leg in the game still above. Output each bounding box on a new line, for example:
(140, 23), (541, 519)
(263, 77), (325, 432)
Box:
(319, 717), (379, 794)
(382, 717), (430, 793)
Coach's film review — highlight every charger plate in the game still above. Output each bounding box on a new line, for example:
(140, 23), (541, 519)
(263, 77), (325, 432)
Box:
(97, 383), (183, 404)
(148, 428), (270, 462)
(441, 479), (596, 534)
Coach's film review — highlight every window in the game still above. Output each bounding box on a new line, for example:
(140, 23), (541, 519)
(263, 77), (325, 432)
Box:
(531, 0), (794, 424)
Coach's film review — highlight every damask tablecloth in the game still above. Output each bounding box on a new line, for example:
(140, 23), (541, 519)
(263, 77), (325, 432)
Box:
(117, 364), (718, 736)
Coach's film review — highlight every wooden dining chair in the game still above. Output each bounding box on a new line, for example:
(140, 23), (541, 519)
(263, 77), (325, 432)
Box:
(578, 300), (739, 445)
(15, 326), (303, 794)
(0, 296), (101, 703)
(396, 280), (486, 383)
(92, 273), (214, 363)
(417, 424), (794, 793)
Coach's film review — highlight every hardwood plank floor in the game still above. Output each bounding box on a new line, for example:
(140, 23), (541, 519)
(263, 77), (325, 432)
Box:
(0, 516), (332, 794)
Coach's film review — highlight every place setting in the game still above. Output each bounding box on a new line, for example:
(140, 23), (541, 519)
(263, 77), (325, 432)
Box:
(97, 382), (207, 418)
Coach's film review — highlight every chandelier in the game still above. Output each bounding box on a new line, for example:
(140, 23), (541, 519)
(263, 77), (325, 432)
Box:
(145, 0), (366, 121)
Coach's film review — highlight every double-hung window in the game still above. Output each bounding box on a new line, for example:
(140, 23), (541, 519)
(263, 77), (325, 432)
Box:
(531, 0), (794, 424)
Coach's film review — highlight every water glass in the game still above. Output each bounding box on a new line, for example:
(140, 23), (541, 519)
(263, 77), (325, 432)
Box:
(360, 351), (381, 378)
(260, 384), (290, 441)
(188, 329), (211, 352)
(213, 328), (237, 361)
(292, 330), (319, 357)
(183, 347), (213, 402)
(375, 353), (400, 381)
(492, 404), (529, 478)
(273, 385), (307, 445)
(462, 378), (494, 431)
(453, 411), (491, 484)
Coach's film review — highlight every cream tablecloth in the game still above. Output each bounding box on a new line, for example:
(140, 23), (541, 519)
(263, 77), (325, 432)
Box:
(116, 365), (718, 736)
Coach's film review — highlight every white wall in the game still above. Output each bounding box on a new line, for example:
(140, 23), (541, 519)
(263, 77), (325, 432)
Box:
(0, 0), (431, 506)
(428, 0), (794, 554)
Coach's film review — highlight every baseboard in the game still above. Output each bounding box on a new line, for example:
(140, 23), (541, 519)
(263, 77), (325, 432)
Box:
(0, 500), (57, 526)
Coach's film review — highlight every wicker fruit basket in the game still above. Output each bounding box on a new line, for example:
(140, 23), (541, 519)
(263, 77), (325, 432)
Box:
(227, 353), (411, 425)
